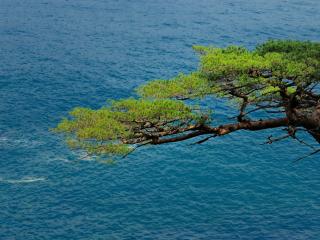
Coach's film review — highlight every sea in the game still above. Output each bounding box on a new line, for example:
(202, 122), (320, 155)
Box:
(1, 0), (320, 239)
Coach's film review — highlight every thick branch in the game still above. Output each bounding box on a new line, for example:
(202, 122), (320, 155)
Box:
(152, 117), (289, 145)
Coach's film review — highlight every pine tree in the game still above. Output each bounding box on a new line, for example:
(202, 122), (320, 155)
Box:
(54, 40), (320, 160)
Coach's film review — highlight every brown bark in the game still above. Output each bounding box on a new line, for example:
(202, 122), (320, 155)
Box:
(286, 104), (320, 143)
(151, 89), (320, 146)
(152, 117), (289, 145)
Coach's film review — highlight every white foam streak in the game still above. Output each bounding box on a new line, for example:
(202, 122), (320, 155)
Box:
(0, 177), (46, 184)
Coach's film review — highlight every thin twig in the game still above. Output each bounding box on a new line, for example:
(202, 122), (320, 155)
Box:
(262, 134), (291, 145)
(292, 149), (320, 163)
(190, 134), (217, 145)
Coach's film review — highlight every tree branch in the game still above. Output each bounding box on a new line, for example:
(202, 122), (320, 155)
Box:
(151, 117), (289, 145)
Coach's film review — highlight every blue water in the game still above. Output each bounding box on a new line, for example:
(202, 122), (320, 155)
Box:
(1, 0), (320, 239)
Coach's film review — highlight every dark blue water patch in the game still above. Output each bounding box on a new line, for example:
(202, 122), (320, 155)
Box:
(1, 0), (320, 239)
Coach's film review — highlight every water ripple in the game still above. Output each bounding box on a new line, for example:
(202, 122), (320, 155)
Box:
(1, 0), (320, 239)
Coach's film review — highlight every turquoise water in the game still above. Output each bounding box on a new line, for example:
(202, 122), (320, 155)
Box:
(1, 0), (320, 239)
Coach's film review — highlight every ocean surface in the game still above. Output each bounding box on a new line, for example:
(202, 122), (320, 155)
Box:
(1, 0), (320, 239)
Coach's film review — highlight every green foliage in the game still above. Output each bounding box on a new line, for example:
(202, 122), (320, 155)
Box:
(256, 39), (320, 60)
(256, 39), (320, 82)
(137, 72), (213, 99)
(110, 98), (199, 122)
(140, 40), (319, 103)
(55, 40), (320, 160)
(199, 47), (271, 77)
(199, 44), (317, 84)
(54, 99), (202, 158)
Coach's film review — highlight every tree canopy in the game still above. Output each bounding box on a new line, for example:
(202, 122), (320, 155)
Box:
(54, 40), (320, 160)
